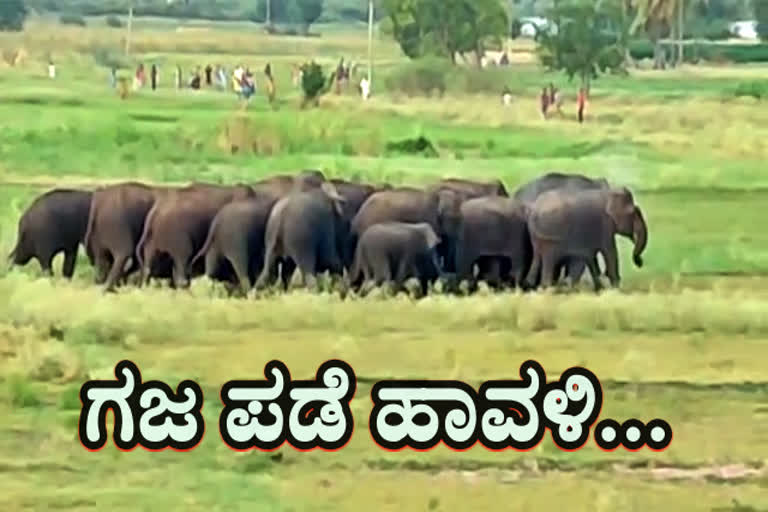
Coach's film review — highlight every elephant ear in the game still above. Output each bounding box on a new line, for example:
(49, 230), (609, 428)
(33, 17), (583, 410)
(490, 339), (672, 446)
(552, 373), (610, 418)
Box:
(605, 187), (636, 224)
(321, 182), (347, 216)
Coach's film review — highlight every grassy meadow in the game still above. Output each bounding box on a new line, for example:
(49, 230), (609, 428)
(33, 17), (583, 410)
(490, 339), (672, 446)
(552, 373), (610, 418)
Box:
(2, 16), (768, 511)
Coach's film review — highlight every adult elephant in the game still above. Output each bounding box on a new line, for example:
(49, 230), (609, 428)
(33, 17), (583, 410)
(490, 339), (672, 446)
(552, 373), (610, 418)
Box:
(256, 182), (347, 292)
(329, 178), (391, 270)
(348, 222), (442, 298)
(188, 193), (279, 296)
(514, 172), (611, 285)
(85, 182), (170, 292)
(429, 177), (509, 275)
(525, 187), (648, 291)
(252, 169), (326, 200)
(137, 183), (256, 289)
(454, 196), (532, 293)
(9, 188), (93, 278)
(349, 186), (463, 277)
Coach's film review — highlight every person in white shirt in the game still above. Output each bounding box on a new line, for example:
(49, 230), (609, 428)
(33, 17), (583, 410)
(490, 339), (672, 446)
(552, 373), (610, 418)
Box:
(360, 77), (370, 101)
(48, 60), (56, 79)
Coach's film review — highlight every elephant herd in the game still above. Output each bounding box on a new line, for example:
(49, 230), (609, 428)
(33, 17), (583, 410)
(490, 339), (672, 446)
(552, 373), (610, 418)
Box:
(8, 171), (648, 297)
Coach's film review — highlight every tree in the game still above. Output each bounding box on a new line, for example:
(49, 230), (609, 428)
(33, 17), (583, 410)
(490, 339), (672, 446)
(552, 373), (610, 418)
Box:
(296, 0), (324, 35)
(755, 0), (768, 41)
(383, 0), (508, 65)
(536, 0), (627, 93)
(0, 0), (28, 31)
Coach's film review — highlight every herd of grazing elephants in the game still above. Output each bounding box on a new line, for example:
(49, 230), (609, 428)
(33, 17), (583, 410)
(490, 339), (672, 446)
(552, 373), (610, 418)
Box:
(8, 171), (648, 298)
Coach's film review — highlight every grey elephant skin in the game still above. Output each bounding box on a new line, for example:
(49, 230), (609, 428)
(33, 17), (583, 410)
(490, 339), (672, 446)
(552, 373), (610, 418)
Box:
(455, 196), (532, 292)
(348, 221), (442, 297)
(9, 188), (93, 278)
(330, 178), (391, 270)
(429, 177), (511, 277)
(251, 169), (326, 200)
(137, 183), (256, 289)
(188, 193), (279, 296)
(84, 182), (171, 292)
(525, 187), (648, 291)
(349, 186), (463, 277)
(514, 172), (611, 285)
(256, 183), (347, 291)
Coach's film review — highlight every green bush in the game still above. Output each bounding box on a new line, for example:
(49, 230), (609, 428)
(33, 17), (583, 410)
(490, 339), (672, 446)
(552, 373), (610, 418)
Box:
(105, 15), (124, 28)
(384, 59), (449, 97)
(628, 40), (768, 63)
(59, 13), (87, 26)
(731, 81), (768, 99)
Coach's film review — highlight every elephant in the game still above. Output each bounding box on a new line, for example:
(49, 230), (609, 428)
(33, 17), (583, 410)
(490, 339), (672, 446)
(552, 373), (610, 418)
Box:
(256, 182), (348, 292)
(348, 222), (442, 298)
(329, 178), (391, 270)
(349, 186), (463, 276)
(188, 193), (279, 296)
(454, 196), (532, 293)
(514, 172), (611, 285)
(252, 169), (326, 200)
(525, 186), (648, 291)
(84, 182), (170, 292)
(429, 177), (510, 277)
(9, 188), (93, 278)
(136, 183), (256, 289)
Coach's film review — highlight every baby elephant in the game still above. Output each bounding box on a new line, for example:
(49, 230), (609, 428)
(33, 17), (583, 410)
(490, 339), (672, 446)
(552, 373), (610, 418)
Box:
(348, 222), (442, 298)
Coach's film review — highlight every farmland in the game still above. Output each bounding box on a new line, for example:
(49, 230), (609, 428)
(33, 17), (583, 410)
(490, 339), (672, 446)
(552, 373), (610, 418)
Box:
(1, 15), (768, 511)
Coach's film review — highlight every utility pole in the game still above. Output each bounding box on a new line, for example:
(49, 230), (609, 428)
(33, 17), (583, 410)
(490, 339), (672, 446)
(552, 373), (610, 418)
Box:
(367, 0), (374, 85)
(677, 0), (684, 67)
(266, 0), (272, 28)
(126, 3), (134, 56)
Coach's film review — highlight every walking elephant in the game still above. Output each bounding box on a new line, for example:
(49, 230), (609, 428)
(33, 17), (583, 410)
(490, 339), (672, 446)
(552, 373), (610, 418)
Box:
(525, 187), (648, 291)
(9, 188), (93, 278)
(188, 193), (279, 296)
(255, 182), (347, 291)
(137, 183), (256, 289)
(349, 186), (463, 276)
(85, 182), (170, 292)
(429, 177), (509, 276)
(454, 196), (532, 293)
(348, 222), (442, 298)
(514, 172), (611, 285)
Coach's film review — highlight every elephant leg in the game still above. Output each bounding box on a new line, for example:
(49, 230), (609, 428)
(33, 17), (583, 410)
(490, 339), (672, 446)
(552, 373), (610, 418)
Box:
(525, 244), (542, 289)
(540, 250), (557, 289)
(172, 257), (190, 289)
(62, 248), (77, 279)
(604, 241), (621, 288)
(139, 244), (156, 289)
(104, 251), (130, 293)
(586, 256), (604, 293)
(230, 256), (252, 297)
(204, 249), (221, 280)
(280, 259), (297, 291)
(38, 251), (54, 277)
(256, 246), (280, 291)
(566, 258), (587, 286)
(93, 250), (110, 285)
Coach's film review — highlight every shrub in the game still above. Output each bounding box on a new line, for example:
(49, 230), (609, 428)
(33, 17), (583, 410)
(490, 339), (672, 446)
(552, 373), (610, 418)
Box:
(105, 15), (124, 28)
(59, 13), (87, 27)
(731, 81), (768, 100)
(384, 59), (449, 97)
(300, 61), (328, 107)
(628, 40), (768, 64)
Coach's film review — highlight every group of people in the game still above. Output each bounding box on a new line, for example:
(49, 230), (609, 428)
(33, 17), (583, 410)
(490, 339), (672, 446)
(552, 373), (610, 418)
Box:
(537, 83), (588, 123)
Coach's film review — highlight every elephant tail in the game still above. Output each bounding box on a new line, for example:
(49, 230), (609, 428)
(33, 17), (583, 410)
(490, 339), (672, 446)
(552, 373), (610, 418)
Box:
(189, 217), (217, 274)
(347, 245), (364, 290)
(135, 204), (157, 270)
(83, 198), (98, 261)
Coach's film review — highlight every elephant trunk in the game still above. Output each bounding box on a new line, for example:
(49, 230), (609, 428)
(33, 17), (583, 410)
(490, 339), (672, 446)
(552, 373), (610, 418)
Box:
(631, 207), (647, 268)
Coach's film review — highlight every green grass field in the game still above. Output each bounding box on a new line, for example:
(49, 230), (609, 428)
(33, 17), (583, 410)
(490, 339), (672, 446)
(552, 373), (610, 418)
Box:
(1, 17), (768, 512)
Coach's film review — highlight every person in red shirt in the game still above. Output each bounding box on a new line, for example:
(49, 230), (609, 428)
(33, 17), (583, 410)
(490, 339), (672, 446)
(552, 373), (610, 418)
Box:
(577, 87), (587, 123)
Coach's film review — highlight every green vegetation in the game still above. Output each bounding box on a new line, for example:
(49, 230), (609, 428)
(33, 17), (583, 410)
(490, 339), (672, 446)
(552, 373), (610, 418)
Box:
(1, 14), (768, 512)
(0, 0), (28, 31)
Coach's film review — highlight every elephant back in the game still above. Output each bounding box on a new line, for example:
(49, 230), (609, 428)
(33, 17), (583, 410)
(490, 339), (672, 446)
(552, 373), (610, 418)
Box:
(528, 189), (608, 241)
(352, 188), (437, 236)
(513, 172), (609, 205)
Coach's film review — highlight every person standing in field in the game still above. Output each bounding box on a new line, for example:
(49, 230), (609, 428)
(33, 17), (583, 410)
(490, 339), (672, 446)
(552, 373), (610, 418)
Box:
(109, 66), (117, 88)
(205, 64), (213, 87)
(549, 83), (563, 117)
(336, 58), (345, 94)
(360, 76), (370, 101)
(264, 62), (275, 104)
(175, 65), (182, 90)
(150, 64), (158, 91)
(48, 59), (56, 79)
(577, 87), (587, 123)
(540, 87), (550, 119)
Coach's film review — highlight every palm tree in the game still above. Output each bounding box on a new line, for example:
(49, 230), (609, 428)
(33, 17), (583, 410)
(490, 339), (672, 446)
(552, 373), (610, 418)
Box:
(630, 0), (707, 69)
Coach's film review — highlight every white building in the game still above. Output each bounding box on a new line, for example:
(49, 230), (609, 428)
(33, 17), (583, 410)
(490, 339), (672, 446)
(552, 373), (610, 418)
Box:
(730, 21), (758, 40)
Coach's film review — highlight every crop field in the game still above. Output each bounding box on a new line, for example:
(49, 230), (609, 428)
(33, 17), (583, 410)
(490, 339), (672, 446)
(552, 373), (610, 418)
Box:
(2, 16), (768, 512)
